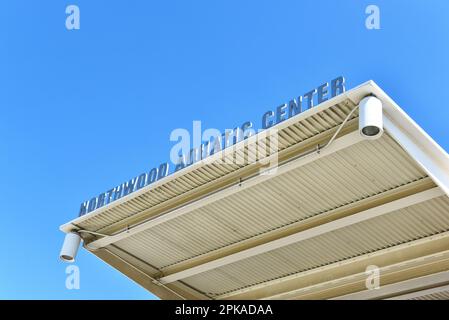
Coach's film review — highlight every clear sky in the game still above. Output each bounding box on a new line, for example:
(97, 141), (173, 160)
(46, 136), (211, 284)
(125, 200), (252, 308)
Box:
(1, 0), (448, 299)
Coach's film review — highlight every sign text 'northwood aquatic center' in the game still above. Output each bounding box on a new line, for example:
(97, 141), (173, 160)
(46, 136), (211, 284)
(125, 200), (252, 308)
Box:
(78, 76), (346, 216)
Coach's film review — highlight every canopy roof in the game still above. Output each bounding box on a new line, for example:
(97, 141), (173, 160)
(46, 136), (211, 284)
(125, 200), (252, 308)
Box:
(60, 81), (449, 300)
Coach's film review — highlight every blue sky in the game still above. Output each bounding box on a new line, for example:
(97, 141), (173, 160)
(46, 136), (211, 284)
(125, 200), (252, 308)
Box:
(1, 0), (448, 299)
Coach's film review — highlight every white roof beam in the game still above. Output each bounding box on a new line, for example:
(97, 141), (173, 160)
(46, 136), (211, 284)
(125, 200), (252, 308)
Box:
(86, 130), (364, 251)
(158, 187), (444, 284)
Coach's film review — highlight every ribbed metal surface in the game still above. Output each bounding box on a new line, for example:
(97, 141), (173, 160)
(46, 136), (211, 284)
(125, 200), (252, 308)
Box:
(411, 290), (449, 300)
(181, 196), (449, 297)
(112, 133), (427, 270)
(76, 101), (358, 232)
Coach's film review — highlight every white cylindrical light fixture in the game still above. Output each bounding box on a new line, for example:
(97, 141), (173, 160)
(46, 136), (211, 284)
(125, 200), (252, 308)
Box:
(60, 232), (82, 262)
(358, 95), (383, 140)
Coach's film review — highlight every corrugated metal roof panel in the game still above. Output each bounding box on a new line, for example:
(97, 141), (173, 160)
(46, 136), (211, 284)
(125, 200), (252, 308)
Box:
(181, 196), (449, 297)
(112, 133), (427, 269)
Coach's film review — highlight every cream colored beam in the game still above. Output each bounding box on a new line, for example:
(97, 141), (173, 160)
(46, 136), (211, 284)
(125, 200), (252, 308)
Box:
(158, 187), (444, 284)
(160, 178), (435, 277)
(219, 231), (449, 300)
